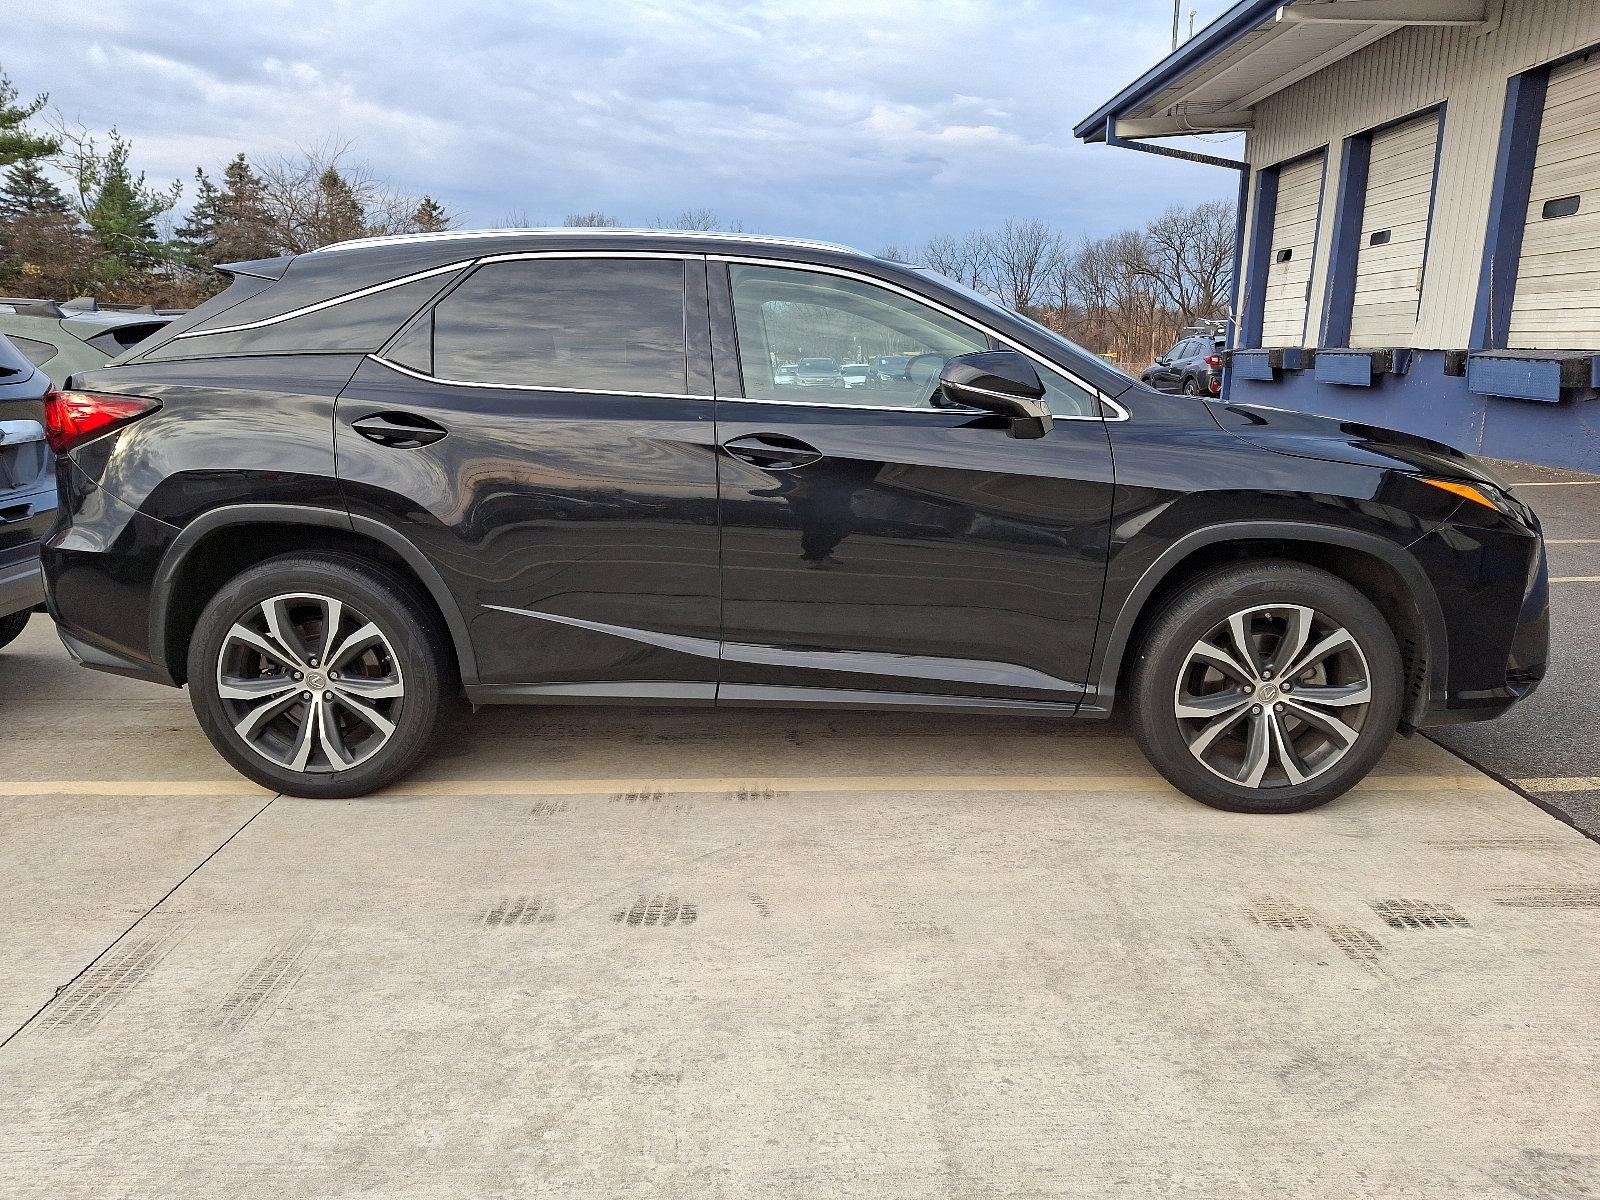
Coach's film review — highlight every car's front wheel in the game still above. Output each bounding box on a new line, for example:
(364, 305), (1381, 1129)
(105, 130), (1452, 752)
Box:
(187, 553), (451, 798)
(1129, 561), (1403, 813)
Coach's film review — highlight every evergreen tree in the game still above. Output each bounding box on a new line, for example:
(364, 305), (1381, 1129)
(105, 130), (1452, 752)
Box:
(0, 72), (58, 168)
(0, 160), (74, 220)
(316, 167), (366, 245)
(213, 153), (275, 261)
(411, 195), (450, 233)
(174, 167), (222, 262)
(67, 129), (180, 282)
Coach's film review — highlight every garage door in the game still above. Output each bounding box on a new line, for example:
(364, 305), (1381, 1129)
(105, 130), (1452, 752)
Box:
(1509, 52), (1600, 349)
(1350, 113), (1440, 347)
(1261, 152), (1325, 347)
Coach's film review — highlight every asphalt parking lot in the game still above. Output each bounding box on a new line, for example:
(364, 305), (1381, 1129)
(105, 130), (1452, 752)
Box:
(1432, 460), (1600, 838)
(3, 615), (1599, 1198)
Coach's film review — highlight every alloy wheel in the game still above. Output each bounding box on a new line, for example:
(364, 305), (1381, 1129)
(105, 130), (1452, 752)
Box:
(1172, 603), (1373, 789)
(215, 592), (405, 774)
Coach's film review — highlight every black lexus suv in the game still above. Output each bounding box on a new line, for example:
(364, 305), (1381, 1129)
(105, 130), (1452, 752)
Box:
(39, 229), (1548, 812)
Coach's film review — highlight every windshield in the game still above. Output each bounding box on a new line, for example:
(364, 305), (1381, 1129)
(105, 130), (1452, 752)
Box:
(797, 359), (838, 372)
(910, 266), (1145, 388)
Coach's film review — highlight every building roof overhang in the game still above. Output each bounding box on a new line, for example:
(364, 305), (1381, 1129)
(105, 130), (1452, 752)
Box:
(1074, 0), (1494, 143)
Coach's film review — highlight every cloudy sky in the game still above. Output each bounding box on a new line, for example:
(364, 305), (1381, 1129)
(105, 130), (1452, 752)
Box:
(8, 0), (1242, 251)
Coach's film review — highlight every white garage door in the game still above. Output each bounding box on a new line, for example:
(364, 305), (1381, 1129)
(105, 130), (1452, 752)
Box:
(1509, 52), (1600, 349)
(1350, 113), (1440, 348)
(1261, 153), (1325, 347)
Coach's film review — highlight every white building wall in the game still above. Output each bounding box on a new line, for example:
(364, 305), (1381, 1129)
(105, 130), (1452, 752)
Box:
(1240, 0), (1600, 348)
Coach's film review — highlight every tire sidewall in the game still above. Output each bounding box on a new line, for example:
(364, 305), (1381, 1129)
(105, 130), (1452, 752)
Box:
(187, 557), (446, 798)
(1132, 568), (1403, 813)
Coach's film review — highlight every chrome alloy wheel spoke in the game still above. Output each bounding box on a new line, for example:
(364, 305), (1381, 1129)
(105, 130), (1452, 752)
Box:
(216, 591), (404, 775)
(1173, 603), (1372, 790)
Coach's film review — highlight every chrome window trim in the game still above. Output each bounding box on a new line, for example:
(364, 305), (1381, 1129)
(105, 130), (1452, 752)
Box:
(711, 254), (1130, 422)
(941, 377), (1035, 403)
(316, 228), (858, 256)
(174, 261), (468, 339)
(368, 354), (713, 402)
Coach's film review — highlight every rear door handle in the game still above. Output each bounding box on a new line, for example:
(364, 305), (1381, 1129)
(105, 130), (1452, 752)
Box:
(350, 412), (448, 448)
(720, 433), (823, 470)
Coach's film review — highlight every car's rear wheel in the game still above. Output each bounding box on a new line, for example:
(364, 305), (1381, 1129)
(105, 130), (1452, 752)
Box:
(0, 609), (30, 651)
(1129, 561), (1403, 813)
(188, 553), (451, 798)
(1181, 377), (1201, 396)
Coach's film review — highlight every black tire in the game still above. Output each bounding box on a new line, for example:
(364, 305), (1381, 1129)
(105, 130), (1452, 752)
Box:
(1181, 377), (1201, 396)
(187, 552), (452, 798)
(1129, 560), (1403, 814)
(0, 609), (30, 651)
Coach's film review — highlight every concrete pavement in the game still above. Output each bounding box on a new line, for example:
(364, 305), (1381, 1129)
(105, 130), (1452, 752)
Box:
(2, 620), (1599, 1197)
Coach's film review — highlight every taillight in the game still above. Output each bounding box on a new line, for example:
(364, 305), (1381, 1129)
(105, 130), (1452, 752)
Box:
(1209, 378), (1221, 394)
(1206, 354), (1221, 367)
(42, 390), (160, 454)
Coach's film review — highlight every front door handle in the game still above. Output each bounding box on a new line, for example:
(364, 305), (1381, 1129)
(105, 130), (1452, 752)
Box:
(721, 433), (823, 470)
(350, 412), (448, 448)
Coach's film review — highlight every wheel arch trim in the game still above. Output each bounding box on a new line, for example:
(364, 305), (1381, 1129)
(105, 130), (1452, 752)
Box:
(148, 502), (479, 686)
(1087, 520), (1449, 721)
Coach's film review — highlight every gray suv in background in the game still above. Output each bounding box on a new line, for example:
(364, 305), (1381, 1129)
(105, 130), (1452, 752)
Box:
(0, 334), (54, 650)
(1141, 334), (1224, 396)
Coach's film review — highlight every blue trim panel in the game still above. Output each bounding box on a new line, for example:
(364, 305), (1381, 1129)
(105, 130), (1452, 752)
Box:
(1321, 134), (1371, 348)
(1472, 69), (1549, 350)
(1314, 350), (1377, 386)
(1239, 168), (1279, 349)
(1229, 352), (1600, 472)
(1467, 351), (1599, 403)
(1231, 351), (1277, 381)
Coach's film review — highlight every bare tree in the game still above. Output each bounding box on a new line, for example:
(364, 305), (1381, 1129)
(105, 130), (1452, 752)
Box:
(1057, 231), (1167, 368)
(919, 230), (994, 292)
(987, 218), (1061, 314)
(877, 244), (910, 263)
(654, 207), (744, 232)
(1139, 200), (1234, 325)
(563, 211), (622, 227)
(256, 140), (446, 251)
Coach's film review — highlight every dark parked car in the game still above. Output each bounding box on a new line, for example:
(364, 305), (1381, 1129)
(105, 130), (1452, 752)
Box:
(40, 230), (1547, 812)
(0, 333), (54, 651)
(1142, 334), (1224, 396)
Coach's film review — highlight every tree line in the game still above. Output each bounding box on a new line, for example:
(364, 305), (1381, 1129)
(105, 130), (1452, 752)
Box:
(1, 68), (1234, 368)
(880, 205), (1234, 368)
(0, 70), (454, 306)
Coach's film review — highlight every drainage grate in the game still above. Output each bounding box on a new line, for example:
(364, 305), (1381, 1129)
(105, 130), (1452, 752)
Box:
(482, 896), (558, 926)
(1492, 886), (1600, 909)
(1245, 896), (1319, 930)
(215, 929), (316, 1032)
(1324, 925), (1385, 971)
(612, 895), (698, 927)
(40, 927), (182, 1031)
(1370, 899), (1471, 929)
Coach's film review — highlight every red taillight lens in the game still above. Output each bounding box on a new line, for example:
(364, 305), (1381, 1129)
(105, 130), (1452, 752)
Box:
(1206, 354), (1221, 367)
(1209, 378), (1221, 394)
(42, 390), (160, 454)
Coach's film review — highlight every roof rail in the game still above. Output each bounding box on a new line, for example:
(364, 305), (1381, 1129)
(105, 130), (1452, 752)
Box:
(0, 299), (65, 317)
(313, 227), (862, 257)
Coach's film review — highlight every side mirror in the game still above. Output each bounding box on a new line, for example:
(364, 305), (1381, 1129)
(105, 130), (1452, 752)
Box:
(937, 351), (1053, 439)
(1154, 356), (1170, 365)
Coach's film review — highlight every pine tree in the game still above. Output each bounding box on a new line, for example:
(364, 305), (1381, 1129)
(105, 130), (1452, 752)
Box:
(213, 153), (275, 261)
(0, 161), (74, 220)
(316, 167), (366, 245)
(411, 195), (450, 233)
(70, 130), (180, 279)
(0, 73), (58, 168)
(175, 167), (222, 263)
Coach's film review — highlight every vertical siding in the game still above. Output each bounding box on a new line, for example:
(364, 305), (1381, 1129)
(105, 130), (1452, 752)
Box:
(1241, 0), (1600, 348)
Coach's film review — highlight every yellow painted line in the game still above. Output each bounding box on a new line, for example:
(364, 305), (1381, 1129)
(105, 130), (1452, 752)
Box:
(1515, 777), (1600, 793)
(0, 773), (1505, 799)
(1514, 480), (1600, 487)
(1546, 539), (1600, 544)
(0, 780), (272, 797)
(1550, 575), (1600, 583)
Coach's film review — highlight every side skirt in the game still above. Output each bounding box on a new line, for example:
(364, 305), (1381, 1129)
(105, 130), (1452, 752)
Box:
(467, 680), (1081, 716)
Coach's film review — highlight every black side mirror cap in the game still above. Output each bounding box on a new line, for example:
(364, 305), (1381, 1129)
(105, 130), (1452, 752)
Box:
(937, 351), (1052, 440)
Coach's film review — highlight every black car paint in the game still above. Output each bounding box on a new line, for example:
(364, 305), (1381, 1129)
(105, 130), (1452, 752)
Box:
(42, 231), (1547, 730)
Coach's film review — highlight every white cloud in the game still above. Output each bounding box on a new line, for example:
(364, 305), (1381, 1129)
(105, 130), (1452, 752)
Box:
(8, 0), (1240, 249)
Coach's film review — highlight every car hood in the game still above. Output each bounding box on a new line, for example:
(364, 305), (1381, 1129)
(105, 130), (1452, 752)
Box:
(1204, 400), (1512, 490)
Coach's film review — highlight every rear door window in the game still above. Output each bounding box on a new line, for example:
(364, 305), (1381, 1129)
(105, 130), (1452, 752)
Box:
(428, 258), (689, 395)
(4, 335), (57, 368)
